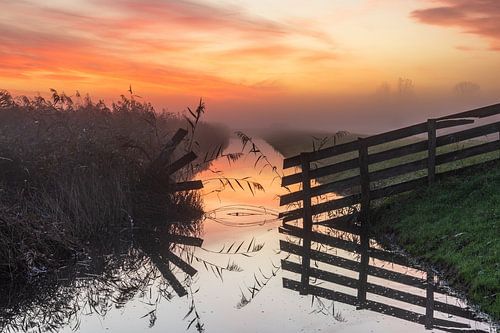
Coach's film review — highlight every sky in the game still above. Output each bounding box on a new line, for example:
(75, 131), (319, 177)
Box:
(1, 0), (500, 132)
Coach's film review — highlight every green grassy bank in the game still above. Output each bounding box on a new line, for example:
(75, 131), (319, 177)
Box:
(372, 161), (499, 319)
(262, 128), (499, 320)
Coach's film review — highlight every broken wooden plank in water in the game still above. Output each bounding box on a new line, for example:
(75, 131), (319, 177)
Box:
(164, 151), (197, 176)
(169, 180), (204, 192)
(148, 128), (188, 172)
(162, 250), (197, 277)
(166, 234), (203, 247)
(149, 254), (187, 297)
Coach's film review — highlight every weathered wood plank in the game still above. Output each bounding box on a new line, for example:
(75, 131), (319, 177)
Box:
(436, 140), (500, 166)
(281, 135), (498, 207)
(283, 140), (359, 169)
(148, 128), (188, 172)
(428, 119), (437, 184)
(164, 151), (197, 175)
(165, 234), (203, 247)
(169, 180), (203, 192)
(280, 175), (360, 206)
(281, 157), (359, 187)
(436, 118), (475, 127)
(368, 140), (428, 165)
(163, 250), (197, 277)
(282, 121), (498, 190)
(436, 121), (500, 147)
(149, 254), (187, 297)
(283, 123), (430, 168)
(437, 103), (500, 120)
(283, 105), (495, 169)
(357, 138), (371, 307)
(300, 153), (313, 295)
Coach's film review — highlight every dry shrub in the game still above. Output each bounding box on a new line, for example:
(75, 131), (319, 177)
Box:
(0, 89), (227, 281)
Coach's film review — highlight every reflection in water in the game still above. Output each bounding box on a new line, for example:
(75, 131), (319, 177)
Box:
(205, 205), (280, 227)
(279, 222), (493, 332)
(0, 219), (205, 333)
(0, 137), (497, 332)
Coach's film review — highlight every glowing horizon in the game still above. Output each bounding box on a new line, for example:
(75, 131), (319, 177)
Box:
(1, 0), (500, 131)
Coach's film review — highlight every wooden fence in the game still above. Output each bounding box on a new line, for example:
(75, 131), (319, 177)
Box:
(278, 103), (500, 330)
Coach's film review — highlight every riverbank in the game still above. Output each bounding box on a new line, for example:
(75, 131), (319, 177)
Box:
(372, 160), (499, 320)
(262, 128), (499, 320)
(0, 90), (229, 283)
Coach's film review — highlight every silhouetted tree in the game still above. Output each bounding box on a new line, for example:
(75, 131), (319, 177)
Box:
(397, 77), (414, 97)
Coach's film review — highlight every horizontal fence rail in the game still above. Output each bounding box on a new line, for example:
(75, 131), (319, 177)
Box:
(278, 103), (499, 331)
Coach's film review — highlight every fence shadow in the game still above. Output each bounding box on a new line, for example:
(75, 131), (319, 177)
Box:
(279, 223), (490, 332)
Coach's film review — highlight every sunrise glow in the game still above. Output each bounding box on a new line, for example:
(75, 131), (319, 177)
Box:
(1, 0), (500, 130)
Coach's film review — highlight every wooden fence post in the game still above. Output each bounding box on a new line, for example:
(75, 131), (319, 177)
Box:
(426, 119), (436, 328)
(357, 138), (370, 308)
(300, 153), (313, 295)
(427, 119), (437, 184)
(498, 123), (500, 160)
(425, 269), (435, 329)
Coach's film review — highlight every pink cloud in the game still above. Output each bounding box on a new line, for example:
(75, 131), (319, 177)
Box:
(412, 0), (500, 50)
(0, 0), (336, 97)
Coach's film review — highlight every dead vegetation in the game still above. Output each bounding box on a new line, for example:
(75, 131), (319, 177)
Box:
(0, 89), (229, 282)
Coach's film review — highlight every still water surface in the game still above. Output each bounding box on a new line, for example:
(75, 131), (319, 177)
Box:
(1, 137), (496, 333)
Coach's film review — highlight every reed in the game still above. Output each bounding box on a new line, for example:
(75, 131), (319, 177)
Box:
(0, 89), (229, 282)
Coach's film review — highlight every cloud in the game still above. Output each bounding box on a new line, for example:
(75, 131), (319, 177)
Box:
(0, 0), (337, 97)
(411, 0), (500, 50)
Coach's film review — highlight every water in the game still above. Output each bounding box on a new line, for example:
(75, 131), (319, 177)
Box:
(0, 137), (496, 333)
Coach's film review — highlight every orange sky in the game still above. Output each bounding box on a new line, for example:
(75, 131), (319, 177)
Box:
(1, 0), (500, 131)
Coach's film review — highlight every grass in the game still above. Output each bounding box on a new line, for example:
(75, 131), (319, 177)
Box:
(372, 161), (500, 320)
(0, 89), (229, 283)
(262, 128), (499, 320)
